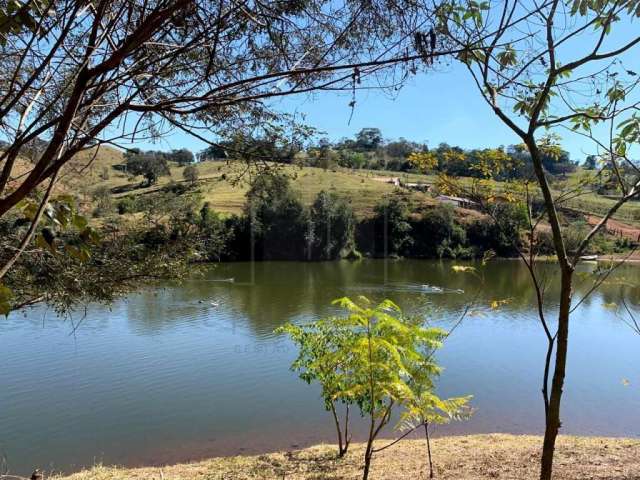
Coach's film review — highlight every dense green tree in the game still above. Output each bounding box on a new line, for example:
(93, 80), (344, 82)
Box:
(170, 149), (195, 165)
(411, 204), (467, 258)
(337, 150), (367, 169)
(126, 153), (171, 186)
(371, 196), (413, 257)
(583, 155), (598, 170)
(307, 191), (356, 260)
(356, 128), (383, 151)
(385, 138), (423, 158)
(196, 203), (231, 262)
(245, 174), (307, 260)
(467, 203), (527, 258)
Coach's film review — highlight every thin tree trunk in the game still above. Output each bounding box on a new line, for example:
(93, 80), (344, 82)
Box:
(363, 314), (375, 480)
(424, 422), (434, 479)
(539, 269), (572, 480)
(329, 402), (345, 456)
(344, 404), (350, 453)
(363, 432), (374, 480)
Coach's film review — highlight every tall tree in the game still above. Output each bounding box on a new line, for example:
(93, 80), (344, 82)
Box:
(433, 2), (640, 479)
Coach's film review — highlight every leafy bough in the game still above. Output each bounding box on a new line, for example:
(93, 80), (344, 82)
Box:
(277, 296), (472, 480)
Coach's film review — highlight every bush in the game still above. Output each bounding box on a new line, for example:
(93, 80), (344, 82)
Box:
(307, 191), (357, 260)
(363, 196), (413, 257)
(116, 196), (136, 214)
(410, 204), (466, 258)
(164, 180), (189, 195)
(244, 173), (307, 260)
(91, 186), (113, 217)
(183, 165), (199, 185)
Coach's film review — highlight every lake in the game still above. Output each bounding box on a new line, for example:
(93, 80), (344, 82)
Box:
(1, 259), (639, 475)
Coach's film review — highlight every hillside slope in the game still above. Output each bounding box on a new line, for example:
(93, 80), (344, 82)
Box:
(17, 146), (638, 225)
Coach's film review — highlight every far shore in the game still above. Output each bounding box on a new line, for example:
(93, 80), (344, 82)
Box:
(55, 433), (639, 480)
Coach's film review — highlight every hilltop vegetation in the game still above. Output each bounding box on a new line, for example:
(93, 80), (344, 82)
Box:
(61, 146), (636, 259)
(37, 141), (640, 223)
(11, 125), (640, 224)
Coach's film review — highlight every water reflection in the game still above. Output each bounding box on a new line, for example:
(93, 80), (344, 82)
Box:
(1, 259), (639, 476)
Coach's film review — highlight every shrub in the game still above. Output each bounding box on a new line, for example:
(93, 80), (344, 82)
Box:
(99, 166), (110, 180)
(278, 297), (472, 480)
(116, 196), (136, 214)
(183, 165), (199, 185)
(244, 173), (307, 260)
(91, 186), (113, 217)
(410, 204), (466, 258)
(164, 180), (189, 195)
(307, 191), (357, 260)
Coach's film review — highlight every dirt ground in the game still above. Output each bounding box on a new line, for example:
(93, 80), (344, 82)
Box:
(55, 434), (640, 480)
(585, 214), (640, 241)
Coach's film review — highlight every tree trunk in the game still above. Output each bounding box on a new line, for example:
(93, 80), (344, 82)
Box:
(362, 439), (374, 480)
(344, 404), (351, 453)
(539, 269), (572, 480)
(424, 422), (434, 479)
(330, 402), (345, 457)
(362, 408), (376, 480)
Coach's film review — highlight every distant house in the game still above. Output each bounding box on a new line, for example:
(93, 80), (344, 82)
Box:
(436, 195), (478, 209)
(403, 182), (431, 192)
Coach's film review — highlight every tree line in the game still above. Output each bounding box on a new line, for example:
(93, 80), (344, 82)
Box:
(194, 128), (580, 180)
(107, 172), (531, 262)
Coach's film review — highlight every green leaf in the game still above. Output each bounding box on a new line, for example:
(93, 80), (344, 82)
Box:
(0, 284), (13, 317)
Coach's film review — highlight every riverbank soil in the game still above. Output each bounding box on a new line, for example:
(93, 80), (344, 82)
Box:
(57, 434), (639, 480)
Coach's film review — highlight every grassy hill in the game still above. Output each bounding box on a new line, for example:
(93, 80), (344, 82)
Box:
(48, 146), (640, 225)
(62, 148), (438, 216)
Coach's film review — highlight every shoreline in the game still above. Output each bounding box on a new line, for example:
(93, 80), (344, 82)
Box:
(55, 433), (640, 479)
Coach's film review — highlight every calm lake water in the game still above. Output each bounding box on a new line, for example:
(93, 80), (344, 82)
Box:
(1, 259), (639, 475)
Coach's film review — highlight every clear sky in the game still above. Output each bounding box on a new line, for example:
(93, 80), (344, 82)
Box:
(138, 64), (588, 161)
(135, 18), (640, 163)
(135, 62), (521, 149)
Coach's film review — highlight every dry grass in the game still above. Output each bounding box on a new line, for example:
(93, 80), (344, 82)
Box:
(55, 434), (640, 480)
(63, 151), (438, 217)
(29, 147), (639, 223)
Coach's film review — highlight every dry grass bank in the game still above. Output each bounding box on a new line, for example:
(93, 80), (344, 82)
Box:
(56, 434), (640, 480)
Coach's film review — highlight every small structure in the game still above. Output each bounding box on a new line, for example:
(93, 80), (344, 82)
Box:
(435, 195), (478, 209)
(404, 182), (431, 192)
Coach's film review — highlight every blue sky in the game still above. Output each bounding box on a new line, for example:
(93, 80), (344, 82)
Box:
(136, 65), (526, 154)
(136, 18), (640, 163)
(277, 64), (521, 151)
(139, 64), (588, 161)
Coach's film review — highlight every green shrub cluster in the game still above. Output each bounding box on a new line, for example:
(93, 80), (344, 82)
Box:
(106, 173), (631, 263)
